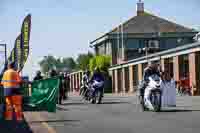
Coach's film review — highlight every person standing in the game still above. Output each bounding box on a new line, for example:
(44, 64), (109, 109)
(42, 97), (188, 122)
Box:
(0, 62), (23, 121)
(49, 69), (58, 78)
(58, 72), (65, 104)
(64, 73), (70, 100)
(80, 71), (90, 96)
(33, 71), (43, 81)
(161, 71), (176, 107)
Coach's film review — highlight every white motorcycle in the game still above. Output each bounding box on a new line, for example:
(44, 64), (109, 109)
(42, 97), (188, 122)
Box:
(143, 74), (162, 112)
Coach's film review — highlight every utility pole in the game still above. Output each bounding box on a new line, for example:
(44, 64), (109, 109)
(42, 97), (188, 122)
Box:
(117, 24), (120, 63)
(0, 43), (7, 71)
(144, 40), (149, 64)
(121, 22), (124, 61)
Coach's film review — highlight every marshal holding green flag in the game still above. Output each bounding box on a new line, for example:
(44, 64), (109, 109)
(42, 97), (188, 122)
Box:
(4, 14), (59, 113)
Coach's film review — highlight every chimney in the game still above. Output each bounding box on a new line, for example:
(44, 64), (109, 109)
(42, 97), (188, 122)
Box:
(137, 0), (144, 16)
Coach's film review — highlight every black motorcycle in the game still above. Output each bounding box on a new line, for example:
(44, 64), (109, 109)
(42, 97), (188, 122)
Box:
(82, 80), (103, 104)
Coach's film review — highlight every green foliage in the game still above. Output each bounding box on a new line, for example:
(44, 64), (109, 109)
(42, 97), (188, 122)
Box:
(39, 55), (77, 74)
(62, 57), (76, 70)
(39, 52), (96, 74)
(89, 57), (96, 73)
(89, 55), (111, 74)
(76, 52), (93, 70)
(89, 55), (112, 93)
(39, 55), (57, 74)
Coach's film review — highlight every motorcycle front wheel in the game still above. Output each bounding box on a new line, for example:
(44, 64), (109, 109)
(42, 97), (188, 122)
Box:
(91, 90), (102, 104)
(151, 91), (161, 112)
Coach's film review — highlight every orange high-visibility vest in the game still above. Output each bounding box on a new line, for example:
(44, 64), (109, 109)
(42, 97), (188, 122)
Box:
(1, 68), (22, 89)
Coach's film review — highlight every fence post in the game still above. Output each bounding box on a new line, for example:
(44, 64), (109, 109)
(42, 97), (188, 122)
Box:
(0, 86), (4, 119)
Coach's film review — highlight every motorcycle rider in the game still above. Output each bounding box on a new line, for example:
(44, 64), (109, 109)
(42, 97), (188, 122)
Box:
(80, 71), (90, 96)
(90, 67), (104, 104)
(142, 61), (161, 110)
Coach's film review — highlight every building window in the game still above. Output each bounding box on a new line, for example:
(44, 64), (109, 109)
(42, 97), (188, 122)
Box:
(133, 65), (138, 87)
(148, 40), (159, 49)
(197, 34), (200, 42)
(106, 41), (112, 55)
(98, 44), (105, 55)
(164, 58), (174, 78)
(179, 55), (189, 79)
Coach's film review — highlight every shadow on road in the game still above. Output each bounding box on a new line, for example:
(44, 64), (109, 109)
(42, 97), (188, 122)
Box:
(160, 109), (200, 112)
(60, 101), (130, 105)
(29, 119), (80, 124)
(101, 101), (130, 105)
(61, 102), (85, 106)
(23, 105), (50, 112)
(56, 106), (70, 111)
(0, 119), (33, 133)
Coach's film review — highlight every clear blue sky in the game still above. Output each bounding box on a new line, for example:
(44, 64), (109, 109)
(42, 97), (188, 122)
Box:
(0, 0), (199, 78)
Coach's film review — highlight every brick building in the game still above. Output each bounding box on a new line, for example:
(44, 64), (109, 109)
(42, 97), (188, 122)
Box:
(90, 1), (200, 95)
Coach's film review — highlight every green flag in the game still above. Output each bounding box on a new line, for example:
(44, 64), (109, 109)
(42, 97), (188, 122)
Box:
(26, 77), (60, 112)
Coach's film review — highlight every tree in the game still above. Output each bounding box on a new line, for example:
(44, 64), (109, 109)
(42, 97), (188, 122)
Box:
(62, 57), (76, 71)
(39, 55), (77, 74)
(89, 55), (111, 74)
(55, 58), (64, 72)
(39, 55), (57, 74)
(76, 52), (93, 70)
(89, 55), (112, 93)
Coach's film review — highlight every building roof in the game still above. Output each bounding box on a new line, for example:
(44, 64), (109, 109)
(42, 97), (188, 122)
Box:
(91, 12), (197, 44)
(111, 12), (196, 34)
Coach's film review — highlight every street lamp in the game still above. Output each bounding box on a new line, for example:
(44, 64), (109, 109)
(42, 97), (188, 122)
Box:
(0, 40), (7, 69)
(141, 40), (149, 64)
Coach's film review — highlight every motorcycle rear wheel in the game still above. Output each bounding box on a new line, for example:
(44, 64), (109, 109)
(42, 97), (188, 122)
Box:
(151, 92), (161, 112)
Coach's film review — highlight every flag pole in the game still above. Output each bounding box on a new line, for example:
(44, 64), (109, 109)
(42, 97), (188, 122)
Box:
(121, 19), (124, 61)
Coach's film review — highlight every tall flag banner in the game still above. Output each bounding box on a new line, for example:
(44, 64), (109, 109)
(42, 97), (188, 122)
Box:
(1, 14), (31, 77)
(7, 14), (31, 72)
(20, 14), (31, 72)
(8, 34), (22, 70)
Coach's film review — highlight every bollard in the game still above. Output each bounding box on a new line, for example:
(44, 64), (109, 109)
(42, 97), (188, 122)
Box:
(0, 104), (3, 119)
(28, 84), (32, 96)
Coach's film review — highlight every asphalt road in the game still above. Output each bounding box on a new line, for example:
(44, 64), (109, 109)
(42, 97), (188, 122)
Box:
(30, 95), (200, 133)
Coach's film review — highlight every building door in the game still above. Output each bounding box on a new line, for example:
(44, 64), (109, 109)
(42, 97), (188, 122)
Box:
(164, 58), (174, 78)
(117, 69), (123, 93)
(112, 71), (116, 93)
(125, 67), (130, 93)
(179, 55), (189, 90)
(195, 52), (200, 95)
(133, 65), (138, 92)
